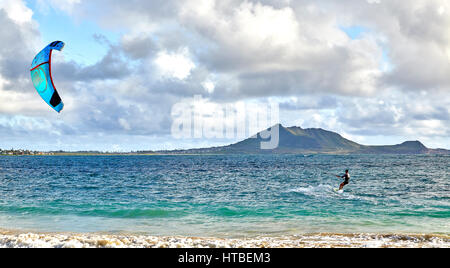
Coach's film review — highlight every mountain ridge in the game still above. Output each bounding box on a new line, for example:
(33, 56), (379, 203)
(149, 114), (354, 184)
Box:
(162, 124), (449, 155)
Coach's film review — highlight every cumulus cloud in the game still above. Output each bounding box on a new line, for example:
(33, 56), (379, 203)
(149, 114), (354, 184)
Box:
(0, 0), (34, 24)
(0, 0), (449, 150)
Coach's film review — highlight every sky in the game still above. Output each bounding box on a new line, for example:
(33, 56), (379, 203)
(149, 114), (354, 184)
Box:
(0, 0), (449, 151)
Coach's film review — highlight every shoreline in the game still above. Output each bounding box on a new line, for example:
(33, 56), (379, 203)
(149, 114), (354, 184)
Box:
(0, 230), (448, 248)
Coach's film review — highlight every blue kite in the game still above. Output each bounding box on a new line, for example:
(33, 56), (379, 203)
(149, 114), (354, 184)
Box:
(30, 41), (65, 113)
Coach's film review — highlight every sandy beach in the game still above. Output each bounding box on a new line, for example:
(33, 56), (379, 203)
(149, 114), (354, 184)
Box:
(0, 231), (448, 248)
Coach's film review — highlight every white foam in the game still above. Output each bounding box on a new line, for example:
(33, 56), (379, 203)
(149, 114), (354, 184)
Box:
(0, 231), (448, 248)
(288, 184), (357, 199)
(289, 184), (332, 195)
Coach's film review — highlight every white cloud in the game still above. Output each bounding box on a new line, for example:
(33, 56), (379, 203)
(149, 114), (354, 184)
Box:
(0, 0), (33, 24)
(154, 48), (196, 80)
(118, 118), (131, 131)
(36, 0), (81, 14)
(202, 80), (215, 94)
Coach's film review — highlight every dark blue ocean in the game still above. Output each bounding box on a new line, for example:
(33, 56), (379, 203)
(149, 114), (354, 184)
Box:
(0, 154), (448, 237)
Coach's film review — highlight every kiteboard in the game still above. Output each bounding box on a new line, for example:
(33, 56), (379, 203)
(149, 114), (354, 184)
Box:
(333, 188), (344, 194)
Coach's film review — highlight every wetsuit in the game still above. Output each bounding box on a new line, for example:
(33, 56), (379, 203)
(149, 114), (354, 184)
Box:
(341, 173), (350, 185)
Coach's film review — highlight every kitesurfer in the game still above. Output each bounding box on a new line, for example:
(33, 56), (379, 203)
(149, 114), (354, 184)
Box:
(336, 169), (350, 190)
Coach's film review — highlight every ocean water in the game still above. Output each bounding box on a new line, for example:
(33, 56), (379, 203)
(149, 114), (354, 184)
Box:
(0, 154), (448, 238)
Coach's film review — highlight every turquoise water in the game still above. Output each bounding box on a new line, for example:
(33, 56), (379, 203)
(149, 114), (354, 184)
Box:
(0, 155), (448, 237)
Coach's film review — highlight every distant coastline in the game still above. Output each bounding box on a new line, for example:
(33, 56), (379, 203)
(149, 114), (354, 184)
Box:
(0, 149), (55, 156)
(2, 125), (449, 156)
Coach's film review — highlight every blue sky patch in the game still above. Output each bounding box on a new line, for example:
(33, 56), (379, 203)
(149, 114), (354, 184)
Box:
(340, 25), (369, 40)
(26, 0), (120, 66)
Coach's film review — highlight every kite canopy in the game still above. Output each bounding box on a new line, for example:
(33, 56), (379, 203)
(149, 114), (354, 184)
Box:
(30, 41), (65, 113)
